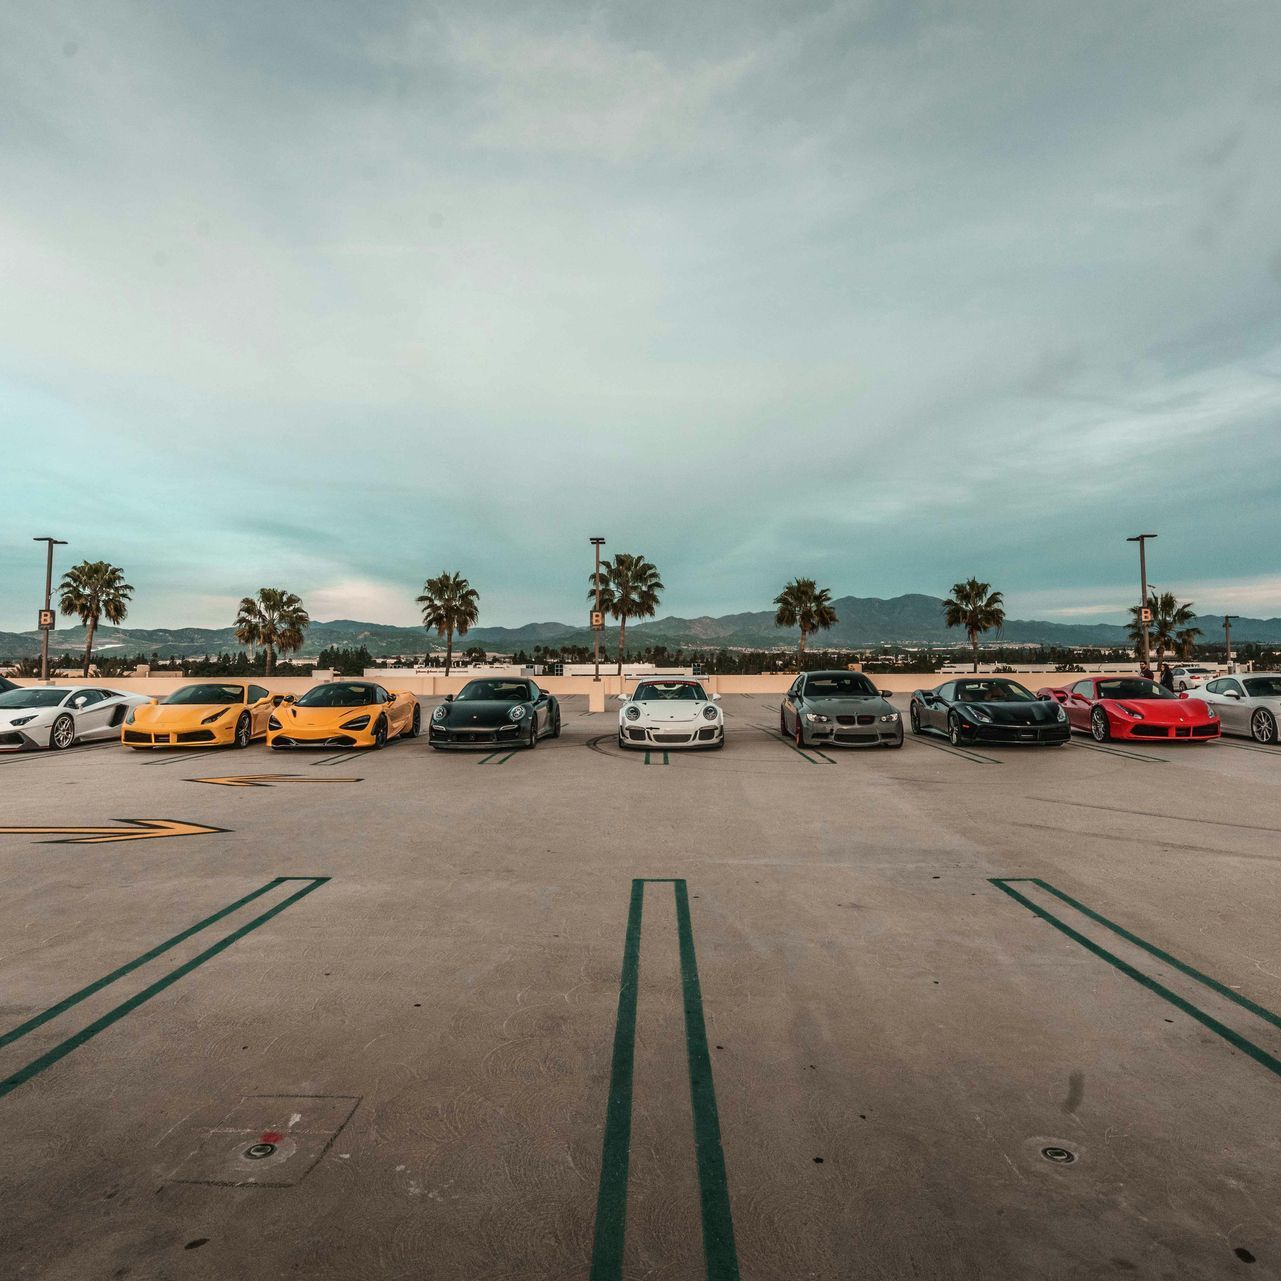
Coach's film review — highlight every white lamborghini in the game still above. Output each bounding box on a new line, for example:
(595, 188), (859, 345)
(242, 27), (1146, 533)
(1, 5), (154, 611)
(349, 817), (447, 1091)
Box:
(618, 678), (724, 750)
(0, 685), (151, 752)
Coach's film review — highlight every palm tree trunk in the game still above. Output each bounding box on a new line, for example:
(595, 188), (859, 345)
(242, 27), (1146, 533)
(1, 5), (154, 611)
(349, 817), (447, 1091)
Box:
(266, 645), (275, 676)
(971, 630), (979, 673)
(798, 628), (807, 670)
(82, 615), (97, 677)
(617, 617), (626, 676)
(445, 628), (454, 675)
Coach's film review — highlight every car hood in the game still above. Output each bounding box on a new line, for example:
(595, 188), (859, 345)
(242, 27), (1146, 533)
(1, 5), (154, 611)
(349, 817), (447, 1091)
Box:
(804, 695), (894, 717)
(132, 703), (241, 726)
(440, 699), (529, 726)
(627, 701), (709, 722)
(1100, 697), (1213, 721)
(956, 700), (1061, 725)
(0, 708), (55, 727)
(278, 705), (376, 728)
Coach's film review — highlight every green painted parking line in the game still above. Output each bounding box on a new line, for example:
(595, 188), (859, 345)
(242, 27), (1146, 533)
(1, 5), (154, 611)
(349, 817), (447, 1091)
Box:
(0, 877), (328, 1101)
(991, 878), (1281, 1082)
(753, 724), (830, 765)
(590, 879), (739, 1281)
(478, 751), (516, 765)
(642, 750), (671, 766)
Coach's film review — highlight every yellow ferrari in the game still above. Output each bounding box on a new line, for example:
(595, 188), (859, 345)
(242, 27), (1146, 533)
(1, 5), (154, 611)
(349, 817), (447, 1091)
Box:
(122, 681), (282, 749)
(267, 680), (420, 749)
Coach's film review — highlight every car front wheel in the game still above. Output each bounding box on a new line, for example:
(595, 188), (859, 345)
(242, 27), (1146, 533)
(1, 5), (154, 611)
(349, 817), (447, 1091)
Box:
(909, 703), (921, 735)
(408, 706), (421, 738)
(1250, 708), (1277, 744)
(1091, 707), (1111, 742)
(372, 717), (388, 749)
(948, 714), (964, 747)
(50, 714), (75, 750)
(234, 713), (252, 749)
(526, 718), (539, 749)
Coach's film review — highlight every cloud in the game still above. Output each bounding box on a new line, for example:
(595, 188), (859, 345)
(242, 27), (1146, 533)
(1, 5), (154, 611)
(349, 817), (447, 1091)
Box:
(1, 0), (1280, 630)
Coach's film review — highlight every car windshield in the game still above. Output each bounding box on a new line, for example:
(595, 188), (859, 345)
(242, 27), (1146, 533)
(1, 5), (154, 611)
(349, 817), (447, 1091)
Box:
(634, 682), (707, 701)
(804, 674), (877, 697)
(1244, 677), (1281, 698)
(954, 680), (1036, 703)
(0, 688), (68, 709)
(296, 684), (378, 708)
(164, 684), (245, 705)
(1097, 679), (1174, 700)
(456, 680), (531, 702)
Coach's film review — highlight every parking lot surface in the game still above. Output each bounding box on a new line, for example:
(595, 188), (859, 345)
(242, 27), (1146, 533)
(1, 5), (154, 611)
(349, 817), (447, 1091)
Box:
(2, 694), (1279, 1279)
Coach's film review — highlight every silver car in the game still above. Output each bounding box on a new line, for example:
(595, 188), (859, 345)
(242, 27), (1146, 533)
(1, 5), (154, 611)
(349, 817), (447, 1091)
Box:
(1195, 672), (1281, 743)
(780, 671), (903, 748)
(0, 685), (151, 751)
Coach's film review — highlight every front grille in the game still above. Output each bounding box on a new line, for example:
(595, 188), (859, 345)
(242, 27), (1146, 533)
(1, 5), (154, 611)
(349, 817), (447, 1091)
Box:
(653, 733), (692, 744)
(833, 732), (877, 743)
(0, 732), (23, 746)
(627, 728), (647, 741)
(836, 715), (856, 725)
(123, 730), (149, 743)
(1131, 725), (1167, 737)
(696, 727), (719, 741)
(177, 731), (215, 743)
(1192, 724), (1217, 736)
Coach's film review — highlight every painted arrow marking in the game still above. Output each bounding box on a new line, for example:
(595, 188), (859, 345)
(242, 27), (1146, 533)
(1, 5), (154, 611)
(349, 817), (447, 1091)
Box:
(0, 820), (227, 846)
(186, 774), (364, 788)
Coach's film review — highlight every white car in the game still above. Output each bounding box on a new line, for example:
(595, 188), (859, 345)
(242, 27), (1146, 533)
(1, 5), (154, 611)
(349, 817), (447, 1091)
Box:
(0, 685), (151, 752)
(1196, 672), (1281, 743)
(618, 678), (724, 750)
(1168, 665), (1216, 692)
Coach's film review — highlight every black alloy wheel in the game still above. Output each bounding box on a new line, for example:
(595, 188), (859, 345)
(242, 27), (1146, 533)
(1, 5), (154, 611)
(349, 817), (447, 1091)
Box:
(909, 703), (921, 735)
(50, 714), (75, 751)
(948, 714), (964, 747)
(526, 715), (539, 749)
(372, 717), (388, 749)
(551, 709), (561, 739)
(1090, 707), (1111, 742)
(1251, 708), (1277, 744)
(234, 713), (252, 749)
(409, 705), (422, 737)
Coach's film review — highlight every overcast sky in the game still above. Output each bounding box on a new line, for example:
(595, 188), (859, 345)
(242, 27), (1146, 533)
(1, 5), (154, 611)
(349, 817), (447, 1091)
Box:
(2, 1), (1279, 630)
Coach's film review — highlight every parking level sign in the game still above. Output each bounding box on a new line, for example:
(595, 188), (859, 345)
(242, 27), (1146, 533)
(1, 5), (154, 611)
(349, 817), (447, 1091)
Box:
(590, 611), (605, 630)
(1140, 607), (1153, 623)
(37, 609), (55, 630)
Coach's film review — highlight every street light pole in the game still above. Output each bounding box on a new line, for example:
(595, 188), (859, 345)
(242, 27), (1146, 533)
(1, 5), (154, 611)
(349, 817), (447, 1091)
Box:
(590, 537), (605, 682)
(32, 537), (67, 682)
(1223, 615), (1237, 672)
(1126, 534), (1157, 671)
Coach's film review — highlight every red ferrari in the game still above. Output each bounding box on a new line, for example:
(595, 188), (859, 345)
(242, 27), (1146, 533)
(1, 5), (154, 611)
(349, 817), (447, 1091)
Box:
(1037, 676), (1220, 743)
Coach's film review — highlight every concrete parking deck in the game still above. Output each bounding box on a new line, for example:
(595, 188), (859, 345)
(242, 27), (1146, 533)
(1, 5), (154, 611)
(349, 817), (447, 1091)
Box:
(2, 694), (1279, 1278)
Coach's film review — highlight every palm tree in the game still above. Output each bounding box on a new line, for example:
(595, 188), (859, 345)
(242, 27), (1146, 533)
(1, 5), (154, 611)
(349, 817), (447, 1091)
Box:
(589, 554), (664, 675)
(942, 578), (1005, 673)
(234, 588), (310, 675)
(1127, 591), (1197, 665)
(58, 560), (133, 677)
(417, 572), (480, 674)
(773, 578), (838, 667)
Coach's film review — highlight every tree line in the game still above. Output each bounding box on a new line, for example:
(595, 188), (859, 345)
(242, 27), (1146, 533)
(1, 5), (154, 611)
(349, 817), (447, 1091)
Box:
(39, 553), (1211, 679)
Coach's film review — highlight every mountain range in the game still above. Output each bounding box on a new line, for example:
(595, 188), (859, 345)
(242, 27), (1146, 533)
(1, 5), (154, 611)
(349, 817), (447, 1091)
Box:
(2, 595), (1277, 659)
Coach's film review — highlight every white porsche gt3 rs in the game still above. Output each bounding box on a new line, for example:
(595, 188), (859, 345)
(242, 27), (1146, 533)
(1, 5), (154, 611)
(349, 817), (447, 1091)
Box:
(0, 685), (151, 752)
(618, 678), (724, 750)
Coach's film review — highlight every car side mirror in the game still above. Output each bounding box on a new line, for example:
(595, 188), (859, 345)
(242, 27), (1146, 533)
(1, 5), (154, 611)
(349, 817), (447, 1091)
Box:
(711, 692), (721, 701)
(444, 694), (454, 702)
(1224, 690), (1242, 699)
(148, 696), (160, 705)
(880, 690), (894, 699)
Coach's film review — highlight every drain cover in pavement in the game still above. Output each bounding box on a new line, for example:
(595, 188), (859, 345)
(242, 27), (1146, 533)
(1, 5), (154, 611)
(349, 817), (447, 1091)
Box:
(169, 1095), (359, 1187)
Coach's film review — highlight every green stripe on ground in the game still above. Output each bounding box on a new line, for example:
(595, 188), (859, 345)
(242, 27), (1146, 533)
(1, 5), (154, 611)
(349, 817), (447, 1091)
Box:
(590, 879), (740, 1281)
(991, 878), (1281, 1081)
(0, 877), (329, 1101)
(0, 878), (289, 1052)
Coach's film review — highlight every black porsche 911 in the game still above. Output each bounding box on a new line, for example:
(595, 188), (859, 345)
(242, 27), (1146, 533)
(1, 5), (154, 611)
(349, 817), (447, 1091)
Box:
(909, 677), (1070, 747)
(428, 678), (561, 750)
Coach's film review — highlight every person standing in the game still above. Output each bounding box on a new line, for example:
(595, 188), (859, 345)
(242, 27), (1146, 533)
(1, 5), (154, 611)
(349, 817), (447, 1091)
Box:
(1159, 662), (1174, 691)
(1140, 662), (1154, 682)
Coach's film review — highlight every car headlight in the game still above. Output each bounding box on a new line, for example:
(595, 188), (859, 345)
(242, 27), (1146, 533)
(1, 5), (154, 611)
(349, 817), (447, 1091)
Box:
(125, 708), (137, 724)
(973, 708), (992, 722)
(1055, 705), (1067, 721)
(340, 715), (371, 730)
(1116, 704), (1143, 719)
(625, 705), (641, 721)
(702, 705), (718, 720)
(509, 705), (526, 721)
(201, 709), (228, 724)
(805, 713), (830, 723)
(10, 715), (35, 726)
(432, 705), (447, 721)
(879, 713), (899, 723)
(268, 715), (282, 730)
